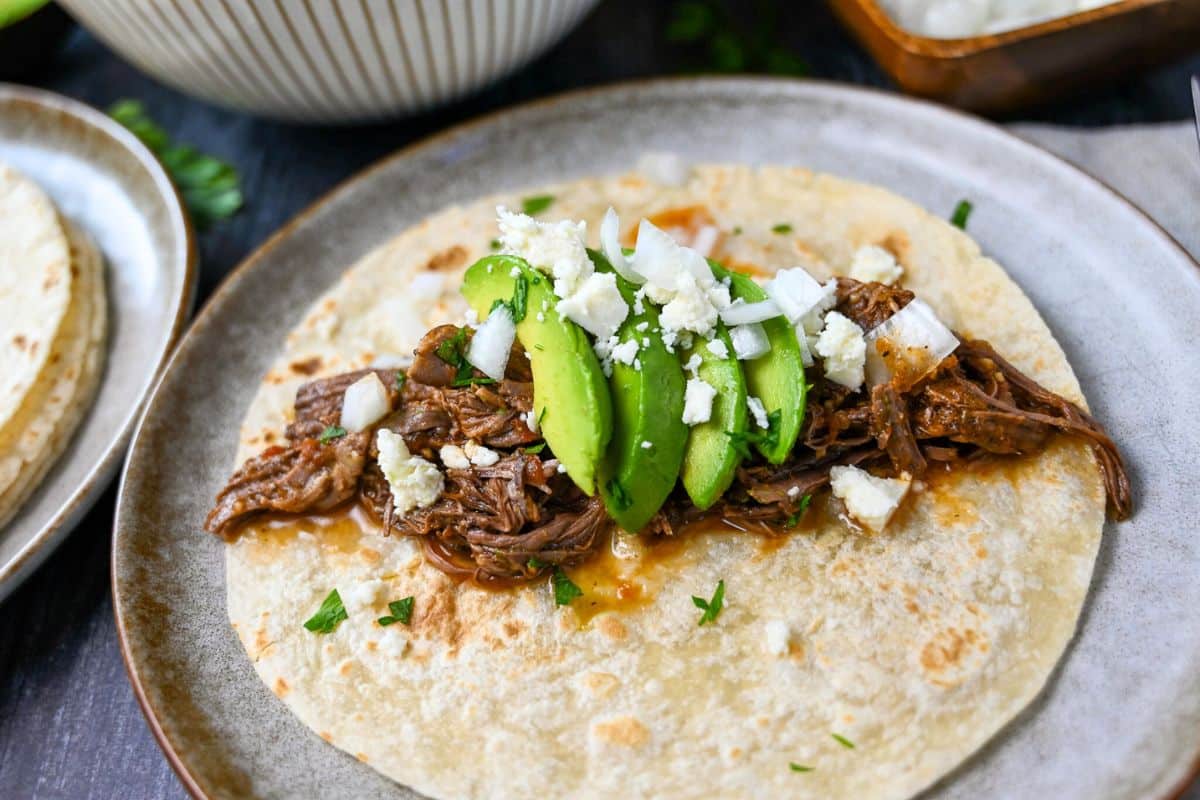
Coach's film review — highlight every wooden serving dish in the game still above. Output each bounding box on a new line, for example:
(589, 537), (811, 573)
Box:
(828, 0), (1200, 114)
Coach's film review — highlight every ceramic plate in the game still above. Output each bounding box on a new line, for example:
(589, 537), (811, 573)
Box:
(114, 79), (1200, 799)
(0, 84), (194, 601)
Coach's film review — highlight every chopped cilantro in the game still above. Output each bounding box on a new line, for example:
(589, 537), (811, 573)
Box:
(435, 327), (468, 365)
(489, 238), (501, 251)
(395, 372), (406, 390)
(533, 343), (545, 351)
(771, 223), (793, 234)
(789, 763), (814, 773)
(109, 100), (243, 229)
(489, 297), (508, 314)
(377, 596), (415, 626)
(726, 409), (781, 458)
(552, 568), (583, 606)
(524, 442), (547, 454)
(951, 199), (973, 229)
(303, 589), (348, 634)
(732, 225), (743, 235)
(691, 579), (725, 626)
(450, 370), (497, 388)
(797, 493), (813, 515)
(318, 425), (347, 445)
(521, 194), (555, 215)
(832, 733), (855, 749)
(606, 478), (633, 511)
(509, 274), (529, 322)
(527, 556), (547, 570)
(537, 407), (547, 426)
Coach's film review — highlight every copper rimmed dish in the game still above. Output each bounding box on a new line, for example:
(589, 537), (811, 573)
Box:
(114, 78), (1200, 798)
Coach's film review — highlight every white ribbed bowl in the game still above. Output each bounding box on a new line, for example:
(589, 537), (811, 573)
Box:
(59, 0), (600, 122)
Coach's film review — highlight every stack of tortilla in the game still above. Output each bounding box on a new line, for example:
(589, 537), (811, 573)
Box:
(0, 162), (106, 530)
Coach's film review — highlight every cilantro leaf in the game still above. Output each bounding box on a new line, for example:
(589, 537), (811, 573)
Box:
(395, 372), (406, 391)
(771, 223), (793, 234)
(489, 238), (501, 251)
(527, 556), (547, 570)
(951, 199), (973, 229)
(521, 194), (555, 215)
(303, 589), (348, 634)
(509, 274), (529, 322)
(789, 763), (814, 773)
(691, 579), (725, 626)
(524, 442), (547, 454)
(832, 733), (855, 749)
(318, 425), (347, 445)
(377, 596), (415, 626)
(726, 409), (781, 458)
(435, 327), (469, 365)
(552, 568), (583, 606)
(109, 100), (243, 230)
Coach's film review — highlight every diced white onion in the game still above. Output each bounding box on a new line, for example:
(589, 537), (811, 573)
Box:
(864, 299), (959, 388)
(630, 219), (680, 287)
(600, 207), (643, 284)
(729, 323), (771, 360)
(340, 373), (390, 432)
(466, 304), (516, 381)
(795, 324), (814, 367)
(636, 151), (690, 187)
(719, 298), (784, 326)
(764, 267), (836, 330)
(691, 225), (720, 258)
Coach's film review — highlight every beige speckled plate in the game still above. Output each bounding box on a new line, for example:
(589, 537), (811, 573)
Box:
(0, 84), (195, 601)
(115, 78), (1200, 799)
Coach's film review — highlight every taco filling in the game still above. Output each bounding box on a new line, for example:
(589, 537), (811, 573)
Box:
(205, 207), (1131, 586)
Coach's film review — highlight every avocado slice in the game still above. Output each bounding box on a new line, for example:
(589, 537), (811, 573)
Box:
(461, 255), (612, 495)
(589, 251), (687, 532)
(709, 262), (806, 464)
(679, 323), (748, 510)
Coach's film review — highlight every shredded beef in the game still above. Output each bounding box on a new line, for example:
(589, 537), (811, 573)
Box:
(835, 277), (914, 331)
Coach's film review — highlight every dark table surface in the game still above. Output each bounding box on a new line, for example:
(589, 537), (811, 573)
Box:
(2, 2), (1198, 798)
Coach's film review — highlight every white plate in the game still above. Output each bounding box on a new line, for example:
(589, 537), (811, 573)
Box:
(0, 84), (194, 601)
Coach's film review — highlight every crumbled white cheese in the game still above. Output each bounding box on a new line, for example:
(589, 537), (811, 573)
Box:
(463, 307), (479, 326)
(814, 311), (866, 390)
(848, 244), (903, 286)
(683, 353), (702, 375)
(633, 357), (642, 370)
(521, 409), (539, 433)
(764, 620), (792, 656)
(642, 337), (650, 347)
(632, 288), (646, 315)
(341, 579), (385, 615)
(641, 440), (653, 450)
(439, 444), (471, 470)
(496, 206), (592, 298)
(464, 441), (500, 467)
(509, 266), (522, 278)
(729, 323), (771, 361)
(630, 220), (730, 339)
(764, 267), (837, 335)
(635, 321), (649, 332)
(747, 396), (769, 429)
(340, 373), (391, 432)
(611, 338), (640, 366)
(536, 311), (546, 322)
(829, 465), (911, 532)
(682, 378), (717, 425)
(555, 271), (629, 340)
(556, 462), (567, 474)
(706, 338), (729, 359)
(377, 429), (444, 515)
(786, 485), (801, 499)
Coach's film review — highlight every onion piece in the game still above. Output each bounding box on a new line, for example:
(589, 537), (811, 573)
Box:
(864, 299), (958, 388)
(636, 152), (690, 187)
(795, 324), (814, 367)
(466, 304), (516, 381)
(763, 267), (836, 331)
(600, 207), (643, 284)
(719, 298), (783, 326)
(340, 373), (391, 432)
(630, 219), (680, 287)
(729, 323), (771, 360)
(691, 225), (720, 258)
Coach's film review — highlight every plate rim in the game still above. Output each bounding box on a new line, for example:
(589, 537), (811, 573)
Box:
(111, 75), (1200, 800)
(0, 82), (197, 600)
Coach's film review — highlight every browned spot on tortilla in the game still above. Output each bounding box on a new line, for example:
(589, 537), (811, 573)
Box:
(262, 430), (276, 444)
(583, 672), (619, 698)
(272, 677), (289, 697)
(290, 356), (323, 376)
(905, 599), (920, 615)
(43, 274), (60, 291)
(320, 731), (334, 743)
(595, 614), (627, 641)
(729, 747), (744, 759)
(254, 627), (270, 652)
(618, 176), (646, 189)
(920, 626), (984, 677)
(339, 660), (354, 676)
(879, 231), (911, 265)
(322, 298), (337, 312)
(789, 642), (805, 660)
(366, 640), (378, 652)
(265, 370), (288, 385)
(358, 548), (382, 565)
(12, 334), (27, 350)
(593, 716), (650, 748)
(356, 753), (369, 763)
(425, 245), (467, 272)
(502, 620), (523, 638)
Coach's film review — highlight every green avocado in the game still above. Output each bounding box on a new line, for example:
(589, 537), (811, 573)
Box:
(709, 262), (806, 464)
(679, 322), (748, 510)
(590, 250), (688, 533)
(460, 255), (612, 495)
(0, 0), (48, 27)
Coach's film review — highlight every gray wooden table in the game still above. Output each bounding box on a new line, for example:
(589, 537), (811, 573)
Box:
(2, 3), (1198, 798)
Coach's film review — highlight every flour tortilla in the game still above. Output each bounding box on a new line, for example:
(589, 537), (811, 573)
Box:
(0, 219), (107, 528)
(225, 165), (1105, 800)
(0, 164), (73, 454)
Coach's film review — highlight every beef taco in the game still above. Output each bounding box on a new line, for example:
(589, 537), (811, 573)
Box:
(206, 163), (1129, 799)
